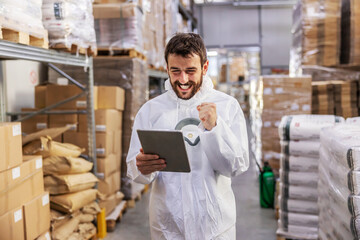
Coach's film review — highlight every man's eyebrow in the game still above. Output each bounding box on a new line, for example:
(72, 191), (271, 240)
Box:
(169, 67), (197, 70)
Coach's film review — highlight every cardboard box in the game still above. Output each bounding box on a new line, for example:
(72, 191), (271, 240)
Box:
(93, 3), (139, 19)
(78, 109), (122, 133)
(63, 131), (121, 157)
(35, 231), (51, 240)
(35, 85), (47, 109)
(21, 108), (48, 134)
(0, 122), (23, 172)
(98, 171), (121, 196)
(45, 85), (98, 110)
(23, 192), (50, 240)
(97, 86), (125, 111)
(0, 156), (43, 216)
(49, 114), (78, 132)
(0, 207), (25, 240)
(97, 154), (121, 178)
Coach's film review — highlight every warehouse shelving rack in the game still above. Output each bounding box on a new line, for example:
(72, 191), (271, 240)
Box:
(0, 40), (100, 178)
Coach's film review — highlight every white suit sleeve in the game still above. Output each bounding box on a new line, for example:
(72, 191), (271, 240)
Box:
(199, 100), (249, 177)
(126, 107), (158, 184)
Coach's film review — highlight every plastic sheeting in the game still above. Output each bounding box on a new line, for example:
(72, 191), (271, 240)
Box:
(319, 123), (360, 239)
(0, 0), (46, 38)
(93, 3), (143, 52)
(290, 0), (341, 76)
(42, 0), (96, 51)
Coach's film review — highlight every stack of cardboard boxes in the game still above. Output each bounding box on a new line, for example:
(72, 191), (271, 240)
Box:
(311, 80), (359, 118)
(0, 122), (50, 240)
(260, 76), (312, 174)
(48, 57), (148, 200)
(220, 56), (246, 83)
(290, 0), (341, 75)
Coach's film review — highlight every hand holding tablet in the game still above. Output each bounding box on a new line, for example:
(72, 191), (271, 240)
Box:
(136, 130), (191, 173)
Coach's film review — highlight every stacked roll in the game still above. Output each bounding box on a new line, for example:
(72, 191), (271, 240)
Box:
(318, 122), (360, 239)
(277, 114), (344, 239)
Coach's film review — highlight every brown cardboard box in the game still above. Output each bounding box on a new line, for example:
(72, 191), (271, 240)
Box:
(49, 113), (78, 132)
(63, 131), (121, 157)
(97, 154), (120, 178)
(35, 85), (47, 109)
(93, 3), (138, 19)
(97, 86), (125, 111)
(0, 155), (42, 194)
(0, 162), (44, 216)
(78, 109), (122, 133)
(0, 122), (23, 172)
(0, 207), (25, 240)
(98, 171), (121, 196)
(49, 123), (78, 132)
(35, 231), (51, 240)
(21, 108), (48, 134)
(45, 85), (98, 110)
(24, 192), (50, 240)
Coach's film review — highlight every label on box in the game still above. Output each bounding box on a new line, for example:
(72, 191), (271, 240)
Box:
(263, 88), (272, 95)
(45, 232), (51, 240)
(96, 125), (106, 132)
(42, 194), (49, 206)
(96, 148), (105, 155)
(36, 123), (48, 129)
(66, 124), (77, 131)
(12, 124), (21, 136)
(263, 121), (271, 128)
(12, 167), (20, 180)
(36, 158), (43, 169)
(275, 88), (284, 94)
(76, 101), (87, 108)
(302, 104), (311, 111)
(14, 209), (22, 223)
(275, 121), (281, 127)
(291, 103), (299, 110)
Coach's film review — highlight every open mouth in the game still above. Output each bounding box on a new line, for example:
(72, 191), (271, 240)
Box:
(178, 84), (191, 90)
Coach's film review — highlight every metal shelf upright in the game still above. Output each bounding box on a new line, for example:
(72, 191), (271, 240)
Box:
(0, 40), (98, 177)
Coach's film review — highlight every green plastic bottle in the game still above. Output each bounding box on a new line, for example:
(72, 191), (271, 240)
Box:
(259, 161), (275, 208)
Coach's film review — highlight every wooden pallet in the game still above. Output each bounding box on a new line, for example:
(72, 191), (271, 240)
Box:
(0, 17), (49, 49)
(106, 201), (128, 232)
(51, 43), (97, 56)
(97, 48), (146, 60)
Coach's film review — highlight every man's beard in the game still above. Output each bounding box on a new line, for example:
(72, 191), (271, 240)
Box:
(170, 75), (203, 100)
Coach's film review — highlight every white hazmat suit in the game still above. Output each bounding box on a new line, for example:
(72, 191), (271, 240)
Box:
(127, 75), (249, 240)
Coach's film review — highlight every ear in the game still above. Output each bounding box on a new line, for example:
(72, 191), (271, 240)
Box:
(202, 60), (209, 75)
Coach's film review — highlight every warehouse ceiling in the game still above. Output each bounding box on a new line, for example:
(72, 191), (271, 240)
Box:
(194, 0), (297, 6)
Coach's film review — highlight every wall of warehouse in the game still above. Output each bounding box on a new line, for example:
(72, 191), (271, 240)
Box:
(194, 5), (293, 73)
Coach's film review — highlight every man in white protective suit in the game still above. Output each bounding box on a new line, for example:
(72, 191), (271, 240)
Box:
(126, 33), (249, 240)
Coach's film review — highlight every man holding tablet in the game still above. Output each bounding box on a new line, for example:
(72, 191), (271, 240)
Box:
(126, 33), (249, 239)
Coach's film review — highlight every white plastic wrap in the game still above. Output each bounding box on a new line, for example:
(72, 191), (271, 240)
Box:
(94, 3), (143, 52)
(0, 0), (46, 38)
(280, 183), (318, 201)
(279, 114), (344, 141)
(279, 195), (318, 215)
(280, 140), (320, 158)
(42, 0), (96, 50)
(280, 169), (318, 187)
(279, 210), (318, 229)
(280, 154), (318, 172)
(319, 123), (360, 239)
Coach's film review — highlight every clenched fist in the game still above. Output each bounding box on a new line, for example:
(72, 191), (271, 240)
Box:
(136, 148), (166, 175)
(197, 102), (217, 131)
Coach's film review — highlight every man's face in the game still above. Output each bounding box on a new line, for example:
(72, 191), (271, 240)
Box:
(167, 53), (209, 100)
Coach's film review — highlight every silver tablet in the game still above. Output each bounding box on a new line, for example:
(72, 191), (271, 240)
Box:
(136, 129), (191, 173)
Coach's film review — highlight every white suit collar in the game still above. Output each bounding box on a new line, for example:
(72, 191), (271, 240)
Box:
(164, 75), (214, 105)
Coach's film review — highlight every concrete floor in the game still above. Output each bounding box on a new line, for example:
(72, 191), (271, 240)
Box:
(106, 122), (278, 240)
(106, 160), (277, 240)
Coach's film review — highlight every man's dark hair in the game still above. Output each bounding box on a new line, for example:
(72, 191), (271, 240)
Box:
(164, 33), (207, 67)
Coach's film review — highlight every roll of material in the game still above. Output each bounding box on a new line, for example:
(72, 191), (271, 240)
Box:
(280, 195), (318, 214)
(279, 114), (344, 141)
(280, 183), (318, 201)
(280, 169), (318, 187)
(279, 210), (318, 229)
(281, 154), (318, 172)
(281, 140), (320, 158)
